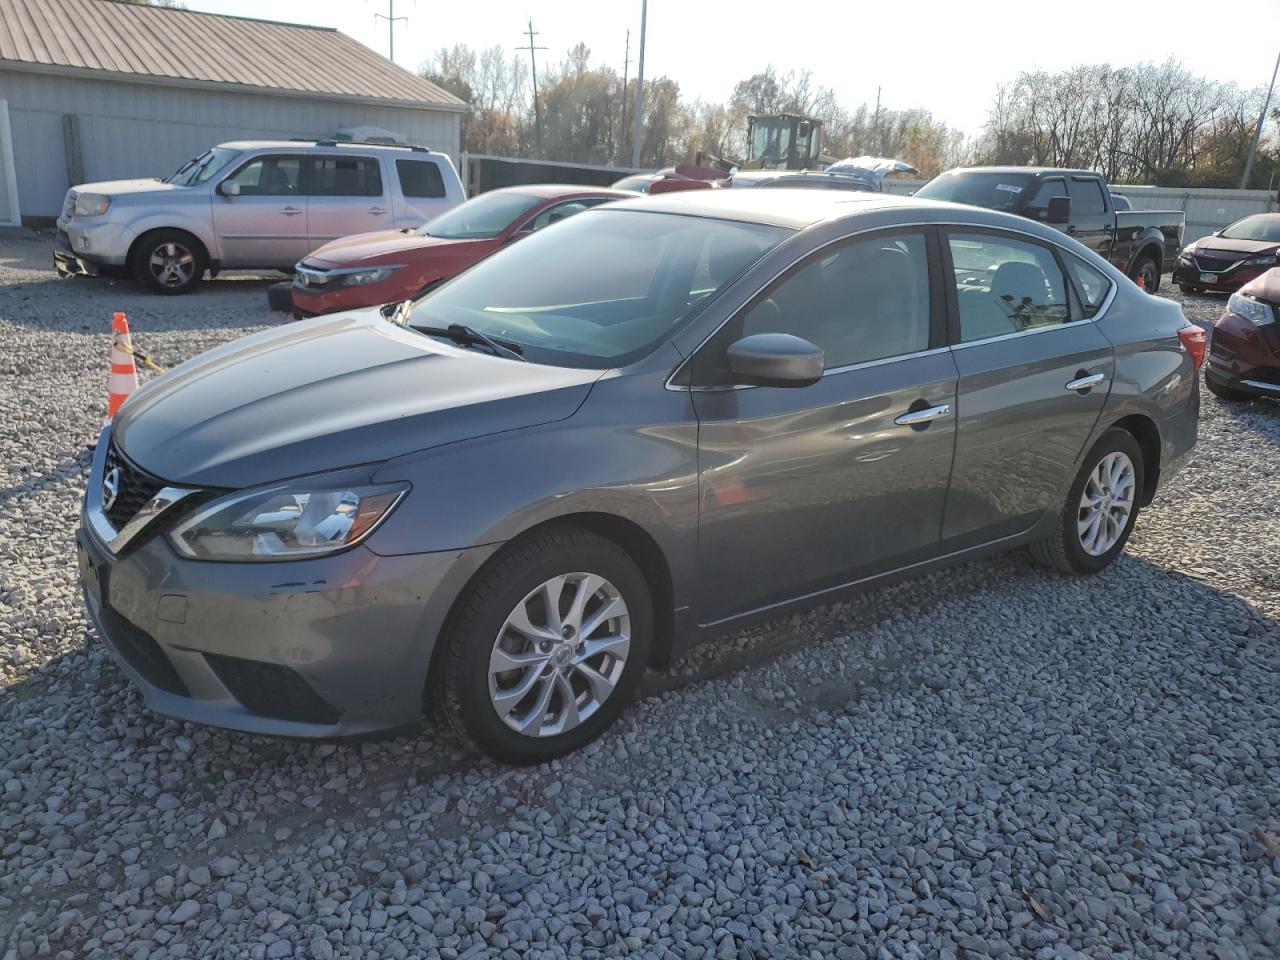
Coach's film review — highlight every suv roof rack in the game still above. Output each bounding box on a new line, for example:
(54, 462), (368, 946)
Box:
(289, 139), (434, 153)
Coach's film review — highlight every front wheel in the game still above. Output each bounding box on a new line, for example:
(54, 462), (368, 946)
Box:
(438, 526), (652, 765)
(1030, 428), (1144, 575)
(132, 230), (206, 295)
(1131, 254), (1160, 293)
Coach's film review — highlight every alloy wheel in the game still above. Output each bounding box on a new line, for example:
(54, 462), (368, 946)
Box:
(1077, 451), (1136, 556)
(488, 573), (631, 737)
(149, 242), (196, 288)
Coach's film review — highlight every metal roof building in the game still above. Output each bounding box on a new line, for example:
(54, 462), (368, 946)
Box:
(0, 0), (466, 224)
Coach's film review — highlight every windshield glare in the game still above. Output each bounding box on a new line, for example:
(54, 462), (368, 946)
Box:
(408, 209), (790, 368)
(420, 192), (542, 239)
(915, 171), (1036, 212)
(166, 147), (240, 186)
(1221, 215), (1280, 243)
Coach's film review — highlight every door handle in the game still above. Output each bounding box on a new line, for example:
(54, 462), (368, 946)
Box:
(367, 207), (388, 216)
(895, 403), (951, 427)
(280, 206), (303, 217)
(1065, 372), (1106, 392)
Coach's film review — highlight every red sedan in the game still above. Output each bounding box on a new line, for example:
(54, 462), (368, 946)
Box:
(1205, 266), (1280, 402)
(292, 185), (633, 318)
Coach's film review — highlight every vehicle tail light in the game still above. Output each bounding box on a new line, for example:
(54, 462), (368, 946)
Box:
(1177, 325), (1207, 369)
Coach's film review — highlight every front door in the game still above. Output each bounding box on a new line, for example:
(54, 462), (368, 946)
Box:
(212, 154), (307, 268)
(1066, 176), (1114, 260)
(690, 229), (959, 625)
(305, 155), (394, 249)
(940, 228), (1115, 546)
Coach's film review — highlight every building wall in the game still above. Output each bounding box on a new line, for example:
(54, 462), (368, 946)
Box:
(1, 69), (462, 220)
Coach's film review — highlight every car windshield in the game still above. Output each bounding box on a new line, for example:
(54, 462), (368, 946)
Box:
(914, 171), (1038, 212)
(1221, 215), (1280, 243)
(165, 147), (240, 186)
(611, 177), (652, 193)
(408, 209), (790, 368)
(419, 192), (542, 239)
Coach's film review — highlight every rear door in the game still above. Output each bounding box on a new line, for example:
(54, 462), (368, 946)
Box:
(1066, 176), (1114, 260)
(304, 154), (392, 250)
(690, 228), (959, 624)
(211, 153), (307, 267)
(940, 228), (1114, 546)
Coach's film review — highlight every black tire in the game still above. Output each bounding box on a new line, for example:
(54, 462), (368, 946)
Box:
(1131, 253), (1160, 293)
(1205, 373), (1252, 403)
(131, 229), (207, 295)
(1030, 428), (1145, 575)
(438, 525), (653, 765)
(1177, 283), (1201, 295)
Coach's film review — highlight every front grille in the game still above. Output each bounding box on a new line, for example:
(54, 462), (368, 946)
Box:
(63, 192), (76, 219)
(103, 440), (165, 530)
(1194, 250), (1240, 273)
(204, 654), (341, 725)
(98, 596), (189, 695)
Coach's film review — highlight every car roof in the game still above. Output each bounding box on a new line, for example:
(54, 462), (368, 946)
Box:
(939, 166), (1097, 178)
(623, 188), (918, 229)
(731, 169), (872, 183)
(482, 184), (635, 201)
(217, 140), (443, 155)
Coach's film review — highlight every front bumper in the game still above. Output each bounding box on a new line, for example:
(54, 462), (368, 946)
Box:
(76, 434), (500, 738)
(1172, 259), (1271, 292)
(1205, 311), (1280, 399)
(53, 233), (100, 278)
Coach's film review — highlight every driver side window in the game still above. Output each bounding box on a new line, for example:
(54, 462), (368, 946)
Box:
(228, 156), (301, 196)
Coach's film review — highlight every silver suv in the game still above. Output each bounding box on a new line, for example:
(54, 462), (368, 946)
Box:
(55, 140), (465, 294)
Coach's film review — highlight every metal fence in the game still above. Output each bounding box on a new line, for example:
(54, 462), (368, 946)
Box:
(459, 153), (647, 197)
(883, 178), (1278, 244)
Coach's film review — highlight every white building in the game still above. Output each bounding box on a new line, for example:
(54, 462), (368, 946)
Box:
(0, 0), (466, 225)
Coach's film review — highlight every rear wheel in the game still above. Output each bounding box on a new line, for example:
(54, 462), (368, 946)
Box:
(1205, 373), (1253, 403)
(438, 526), (652, 765)
(1131, 253), (1160, 293)
(132, 229), (206, 295)
(1031, 428), (1144, 575)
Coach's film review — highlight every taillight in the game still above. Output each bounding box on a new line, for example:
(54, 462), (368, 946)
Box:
(1178, 325), (1207, 369)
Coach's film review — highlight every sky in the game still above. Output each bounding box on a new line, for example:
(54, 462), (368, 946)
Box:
(184, 0), (1280, 137)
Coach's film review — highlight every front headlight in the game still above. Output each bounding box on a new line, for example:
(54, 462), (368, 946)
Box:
(170, 480), (408, 561)
(342, 266), (402, 287)
(1227, 291), (1276, 327)
(1246, 255), (1278, 267)
(73, 193), (111, 217)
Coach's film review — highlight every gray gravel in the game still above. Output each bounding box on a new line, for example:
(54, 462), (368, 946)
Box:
(3, 228), (1279, 959)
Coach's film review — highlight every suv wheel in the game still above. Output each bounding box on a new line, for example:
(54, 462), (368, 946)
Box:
(438, 526), (652, 764)
(133, 230), (206, 295)
(1030, 428), (1144, 575)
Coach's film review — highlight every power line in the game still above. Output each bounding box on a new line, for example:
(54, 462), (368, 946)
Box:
(518, 21), (548, 154)
(373, 0), (407, 63)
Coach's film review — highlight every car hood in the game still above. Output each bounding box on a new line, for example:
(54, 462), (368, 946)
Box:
(113, 310), (601, 489)
(1194, 236), (1279, 257)
(303, 230), (484, 267)
(1240, 266), (1280, 304)
(74, 178), (182, 197)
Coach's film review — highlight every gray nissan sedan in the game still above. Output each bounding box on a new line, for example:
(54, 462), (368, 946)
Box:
(77, 190), (1200, 764)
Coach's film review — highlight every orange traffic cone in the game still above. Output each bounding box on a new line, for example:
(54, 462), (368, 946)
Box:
(1136, 275), (1146, 291)
(107, 311), (139, 420)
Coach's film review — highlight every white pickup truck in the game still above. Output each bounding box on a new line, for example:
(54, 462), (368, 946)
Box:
(55, 139), (465, 294)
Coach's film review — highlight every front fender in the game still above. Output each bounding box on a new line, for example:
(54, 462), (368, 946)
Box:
(363, 368), (701, 609)
(112, 206), (218, 262)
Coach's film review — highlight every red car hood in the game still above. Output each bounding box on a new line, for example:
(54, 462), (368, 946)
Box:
(303, 230), (486, 267)
(1240, 266), (1280, 304)
(1193, 236), (1279, 258)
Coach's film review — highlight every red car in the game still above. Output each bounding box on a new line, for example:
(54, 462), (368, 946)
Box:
(292, 185), (632, 318)
(1205, 266), (1280, 402)
(1173, 213), (1280, 294)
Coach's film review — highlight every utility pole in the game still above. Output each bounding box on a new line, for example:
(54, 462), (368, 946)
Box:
(518, 21), (548, 154)
(1242, 47), (1280, 190)
(630, 0), (647, 169)
(374, 0), (407, 63)
(872, 86), (882, 152)
(619, 30), (630, 165)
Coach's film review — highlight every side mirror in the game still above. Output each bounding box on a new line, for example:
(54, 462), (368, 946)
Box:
(1045, 196), (1071, 224)
(726, 333), (823, 388)
(218, 180), (240, 197)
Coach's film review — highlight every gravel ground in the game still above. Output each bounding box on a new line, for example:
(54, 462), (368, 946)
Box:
(2, 228), (1279, 960)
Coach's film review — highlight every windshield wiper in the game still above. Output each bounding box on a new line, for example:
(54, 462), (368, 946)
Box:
(412, 322), (526, 362)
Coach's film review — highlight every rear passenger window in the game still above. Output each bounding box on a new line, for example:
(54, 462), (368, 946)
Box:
(1068, 178), (1107, 216)
(397, 159), (446, 198)
(309, 157), (382, 197)
(740, 231), (932, 370)
(1065, 254), (1113, 317)
(948, 233), (1070, 342)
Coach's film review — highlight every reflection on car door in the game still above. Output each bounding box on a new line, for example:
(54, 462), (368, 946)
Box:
(1066, 176), (1114, 259)
(304, 155), (393, 249)
(212, 154), (307, 267)
(690, 229), (959, 625)
(940, 229), (1114, 546)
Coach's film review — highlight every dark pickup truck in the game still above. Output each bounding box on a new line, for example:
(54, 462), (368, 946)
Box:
(916, 167), (1185, 292)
